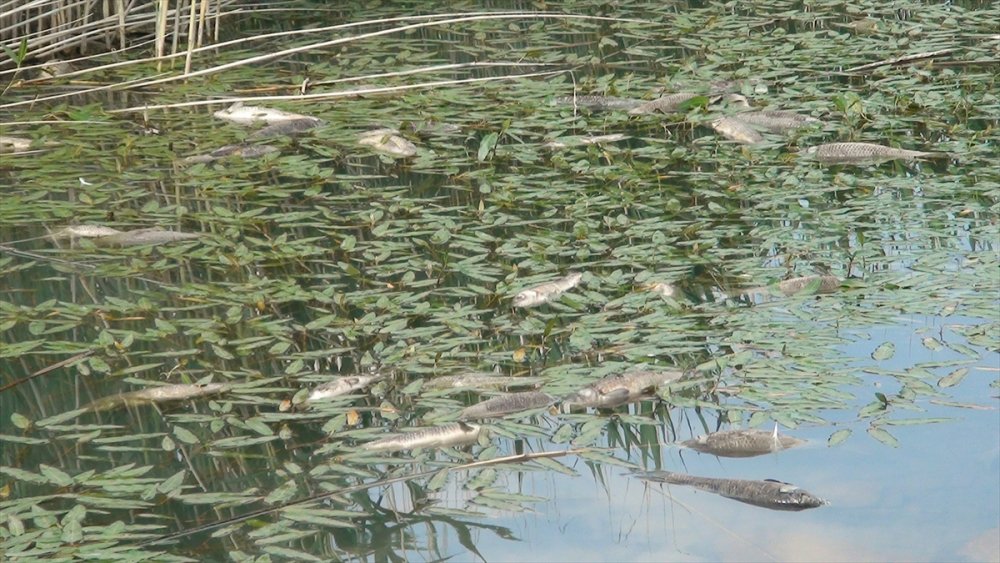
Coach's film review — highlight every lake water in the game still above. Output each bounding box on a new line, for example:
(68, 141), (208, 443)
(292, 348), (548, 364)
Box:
(1, 1), (997, 561)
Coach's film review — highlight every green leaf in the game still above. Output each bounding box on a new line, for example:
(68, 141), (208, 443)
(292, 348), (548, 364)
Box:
(867, 425), (900, 448)
(827, 428), (851, 446)
(937, 368), (968, 388)
(871, 342), (895, 361)
(478, 132), (499, 162)
(39, 464), (75, 487)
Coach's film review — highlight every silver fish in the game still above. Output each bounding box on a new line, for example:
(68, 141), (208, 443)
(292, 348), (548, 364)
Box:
(83, 383), (228, 413)
(213, 102), (316, 125)
(682, 427), (805, 458)
(50, 225), (123, 239)
(362, 422), (481, 452)
(635, 471), (826, 511)
(734, 110), (823, 132)
(183, 143), (279, 164)
(629, 92), (708, 115)
(424, 373), (543, 391)
(553, 95), (643, 111)
(742, 275), (841, 297)
(563, 369), (683, 408)
(357, 128), (417, 158)
(802, 142), (949, 164)
(248, 118), (324, 139)
(306, 373), (384, 403)
(458, 391), (554, 420)
(0, 135), (33, 154)
(544, 133), (630, 149)
(93, 228), (202, 247)
(711, 117), (765, 145)
(646, 282), (675, 298)
(512, 272), (583, 308)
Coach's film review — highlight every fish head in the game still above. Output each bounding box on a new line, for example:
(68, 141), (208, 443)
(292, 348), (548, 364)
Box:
(563, 387), (598, 406)
(776, 483), (827, 510)
(512, 290), (540, 308)
(799, 146), (820, 157)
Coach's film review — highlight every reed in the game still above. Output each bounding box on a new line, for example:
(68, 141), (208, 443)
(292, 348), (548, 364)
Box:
(0, 0), (237, 69)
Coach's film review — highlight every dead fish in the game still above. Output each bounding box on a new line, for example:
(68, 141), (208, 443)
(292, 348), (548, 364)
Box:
(92, 228), (203, 247)
(711, 116), (765, 144)
(629, 92), (708, 115)
(563, 369), (683, 409)
(512, 272), (583, 308)
(647, 282), (676, 298)
(50, 225), (124, 239)
(306, 373), (384, 403)
(248, 118), (324, 139)
(544, 133), (630, 149)
(183, 143), (279, 164)
(0, 136), (33, 154)
(213, 101), (317, 126)
(82, 383), (228, 413)
(458, 391), (554, 420)
(734, 110), (823, 132)
(38, 59), (75, 78)
(357, 128), (417, 158)
(552, 95), (643, 111)
(634, 471), (826, 511)
(361, 422), (481, 452)
(742, 275), (841, 297)
(682, 427), (805, 458)
(424, 373), (543, 391)
(801, 142), (950, 164)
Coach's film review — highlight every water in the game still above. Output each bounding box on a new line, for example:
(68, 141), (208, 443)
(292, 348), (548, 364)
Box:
(1, 1), (997, 561)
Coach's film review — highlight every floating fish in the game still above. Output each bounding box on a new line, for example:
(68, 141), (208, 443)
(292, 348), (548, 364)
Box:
(647, 282), (676, 298)
(801, 142), (949, 164)
(306, 373), (385, 403)
(682, 427), (805, 458)
(512, 272), (583, 308)
(424, 373), (543, 391)
(50, 225), (124, 239)
(711, 116), (765, 144)
(361, 422), (481, 452)
(552, 95), (643, 111)
(248, 118), (324, 139)
(563, 369), (683, 409)
(458, 391), (554, 420)
(733, 110), (823, 132)
(544, 133), (630, 149)
(629, 92), (707, 115)
(357, 128), (417, 158)
(0, 136), (33, 154)
(82, 383), (228, 413)
(741, 275), (841, 297)
(213, 102), (318, 126)
(183, 143), (279, 164)
(634, 471), (826, 511)
(92, 228), (203, 247)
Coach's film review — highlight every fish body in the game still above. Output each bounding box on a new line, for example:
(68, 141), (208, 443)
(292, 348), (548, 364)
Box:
(802, 142), (948, 164)
(629, 92), (707, 115)
(743, 275), (841, 297)
(357, 128), (417, 157)
(563, 369), (683, 408)
(683, 428), (804, 458)
(93, 228), (202, 247)
(711, 117), (765, 144)
(50, 225), (123, 239)
(424, 373), (543, 391)
(459, 391), (554, 420)
(249, 118), (324, 139)
(0, 136), (33, 154)
(635, 471), (826, 511)
(83, 383), (228, 413)
(553, 95), (643, 111)
(734, 111), (823, 132)
(213, 102), (317, 125)
(362, 422), (481, 452)
(544, 133), (630, 149)
(183, 143), (279, 164)
(512, 272), (583, 308)
(306, 373), (384, 403)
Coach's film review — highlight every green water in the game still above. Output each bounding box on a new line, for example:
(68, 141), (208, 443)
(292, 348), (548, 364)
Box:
(1, 1), (998, 561)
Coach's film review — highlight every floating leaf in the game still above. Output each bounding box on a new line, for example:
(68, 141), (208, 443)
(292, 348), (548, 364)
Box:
(827, 428), (852, 446)
(866, 425), (900, 448)
(871, 342), (895, 361)
(937, 368), (969, 388)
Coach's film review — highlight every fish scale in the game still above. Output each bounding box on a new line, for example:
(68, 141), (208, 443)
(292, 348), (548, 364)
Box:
(635, 471), (826, 511)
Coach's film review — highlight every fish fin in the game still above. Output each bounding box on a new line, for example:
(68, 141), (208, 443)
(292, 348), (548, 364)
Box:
(601, 389), (631, 404)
